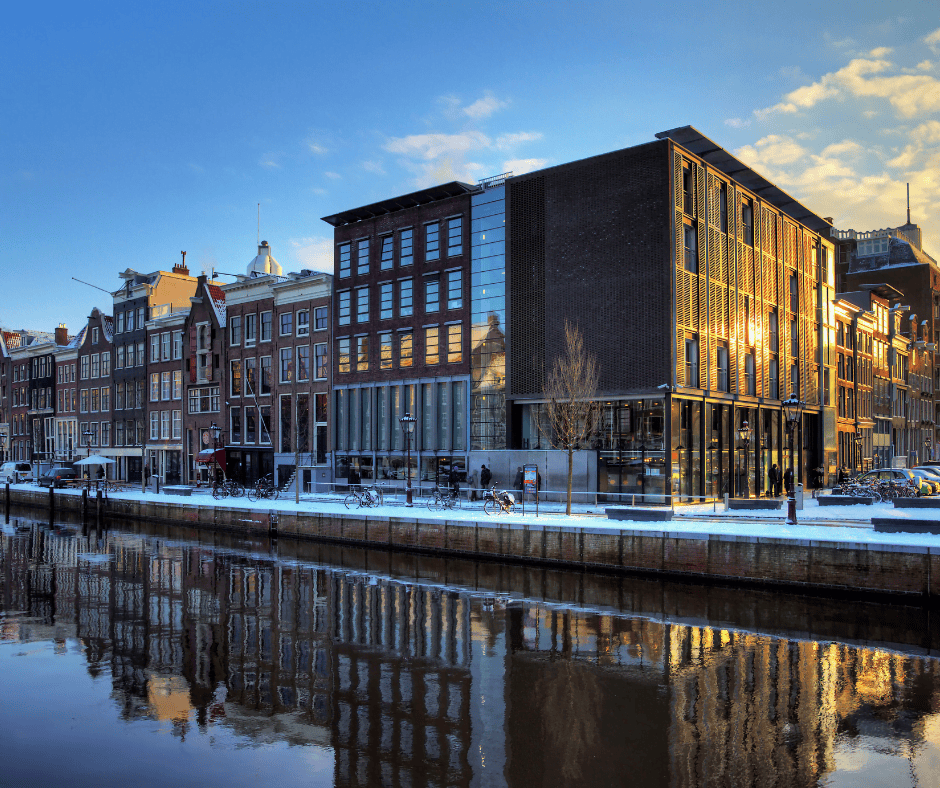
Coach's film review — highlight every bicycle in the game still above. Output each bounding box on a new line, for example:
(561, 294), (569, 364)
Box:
(212, 477), (245, 500)
(483, 486), (515, 516)
(345, 486), (382, 509)
(248, 474), (279, 502)
(428, 486), (460, 512)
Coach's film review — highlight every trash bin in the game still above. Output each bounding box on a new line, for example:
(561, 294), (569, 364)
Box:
(796, 482), (804, 510)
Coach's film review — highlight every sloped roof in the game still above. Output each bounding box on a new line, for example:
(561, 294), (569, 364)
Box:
(101, 315), (114, 343)
(848, 235), (938, 275)
(206, 282), (226, 327)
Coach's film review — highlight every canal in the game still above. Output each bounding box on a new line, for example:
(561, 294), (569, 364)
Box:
(2, 510), (940, 787)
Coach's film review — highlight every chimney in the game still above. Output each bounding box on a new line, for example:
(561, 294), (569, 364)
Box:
(55, 323), (68, 346)
(173, 250), (190, 276)
(823, 217), (834, 224)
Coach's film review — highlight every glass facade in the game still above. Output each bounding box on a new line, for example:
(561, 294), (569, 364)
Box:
(470, 184), (506, 450)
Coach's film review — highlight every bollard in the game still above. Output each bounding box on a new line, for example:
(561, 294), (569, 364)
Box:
(81, 488), (88, 520)
(270, 512), (279, 538)
(96, 488), (103, 522)
(49, 484), (55, 516)
(5, 482), (9, 513)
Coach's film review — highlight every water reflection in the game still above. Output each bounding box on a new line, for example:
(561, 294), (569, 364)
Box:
(2, 514), (940, 787)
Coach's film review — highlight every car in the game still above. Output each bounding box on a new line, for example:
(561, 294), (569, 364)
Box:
(38, 467), (79, 488)
(909, 469), (940, 495)
(856, 468), (925, 495)
(0, 462), (33, 484)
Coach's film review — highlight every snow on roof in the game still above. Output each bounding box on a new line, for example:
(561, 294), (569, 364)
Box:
(206, 282), (226, 327)
(67, 325), (87, 349)
(101, 315), (114, 343)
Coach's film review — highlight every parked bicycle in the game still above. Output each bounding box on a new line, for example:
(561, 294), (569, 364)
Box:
(248, 474), (279, 502)
(212, 477), (246, 500)
(345, 486), (382, 509)
(483, 486), (515, 516)
(428, 485), (460, 512)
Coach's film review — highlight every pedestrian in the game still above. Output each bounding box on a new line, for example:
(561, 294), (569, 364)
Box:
(769, 463), (781, 497)
(480, 464), (492, 494)
(448, 465), (460, 496)
(783, 466), (793, 495)
(349, 467), (360, 490)
(514, 466), (523, 492)
(469, 467), (479, 501)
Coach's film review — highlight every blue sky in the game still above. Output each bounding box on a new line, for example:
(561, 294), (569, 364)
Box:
(4, 1), (939, 334)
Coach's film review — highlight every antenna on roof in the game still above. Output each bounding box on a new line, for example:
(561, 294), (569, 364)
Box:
(906, 183), (911, 225)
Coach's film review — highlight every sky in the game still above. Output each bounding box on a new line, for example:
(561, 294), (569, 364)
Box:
(3, 1), (939, 334)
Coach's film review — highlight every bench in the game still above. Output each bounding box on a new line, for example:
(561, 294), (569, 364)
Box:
(163, 486), (193, 497)
(727, 498), (783, 510)
(872, 518), (940, 534)
(818, 495), (874, 506)
(606, 507), (673, 522)
(893, 498), (940, 509)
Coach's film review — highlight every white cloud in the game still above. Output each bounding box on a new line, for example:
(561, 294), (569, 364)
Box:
(724, 117), (751, 128)
(307, 139), (328, 154)
(289, 236), (333, 273)
(361, 160), (386, 175)
(735, 134), (808, 166)
(259, 154), (281, 169)
(925, 27), (940, 51)
(869, 46), (893, 58)
(917, 60), (934, 71)
(494, 131), (542, 150)
(324, 171), (342, 179)
(503, 158), (548, 176)
(463, 94), (508, 120)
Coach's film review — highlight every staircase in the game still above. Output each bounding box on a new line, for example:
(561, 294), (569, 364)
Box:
(280, 469), (299, 495)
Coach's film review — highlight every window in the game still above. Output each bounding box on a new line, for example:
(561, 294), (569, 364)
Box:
(426, 327), (440, 365)
(230, 360), (242, 396)
(683, 224), (697, 273)
(338, 338), (351, 373)
(746, 352), (756, 395)
(357, 238), (370, 275)
(101, 353), (110, 376)
(100, 422), (110, 447)
(769, 309), (778, 352)
(161, 410), (171, 440)
(380, 235), (394, 270)
(315, 344), (328, 379)
(172, 410), (181, 440)
(769, 358), (779, 399)
(161, 332), (171, 361)
(115, 382), (124, 410)
(790, 319), (799, 356)
(356, 287), (369, 323)
(314, 306), (328, 330)
(399, 331), (413, 368)
(172, 330), (182, 359)
(400, 228), (413, 267)
(425, 277), (440, 312)
(447, 216), (462, 256)
(339, 242), (351, 277)
(425, 222), (440, 261)
(339, 291), (351, 325)
(150, 334), (160, 362)
(685, 336), (699, 387)
(717, 345), (729, 392)
(80, 356), (89, 379)
(789, 274), (799, 314)
(116, 345), (124, 369)
(280, 311), (292, 336)
(116, 312), (124, 334)
(173, 370), (182, 399)
(297, 345), (310, 381)
(230, 316), (243, 345)
(356, 336), (369, 372)
(261, 311), (272, 341)
(245, 313), (257, 344)
(230, 408), (242, 443)
(790, 364), (799, 398)
(161, 371), (171, 400)
(92, 327), (99, 344)
(380, 332), (393, 369)
(682, 163), (694, 216)
(91, 354), (100, 378)
(379, 283), (393, 319)
(259, 356), (271, 395)
(187, 386), (220, 414)
(296, 310), (309, 336)
(150, 411), (160, 440)
(280, 347), (292, 383)
(742, 199), (754, 246)
(447, 324), (462, 363)
(150, 373), (160, 402)
(399, 278), (413, 316)
(719, 181), (728, 233)
(137, 307), (145, 327)
(90, 388), (100, 412)
(447, 269), (462, 309)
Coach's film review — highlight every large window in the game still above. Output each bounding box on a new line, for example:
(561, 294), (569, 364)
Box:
(230, 316), (242, 346)
(685, 336), (699, 388)
(356, 287), (369, 323)
(380, 332), (393, 369)
(717, 345), (729, 392)
(297, 345), (310, 381)
(380, 283), (393, 319)
(338, 338), (351, 373)
(426, 327), (440, 365)
(380, 235), (393, 270)
(447, 216), (462, 256)
(399, 228), (413, 267)
(357, 238), (370, 275)
(338, 290), (351, 325)
(399, 331), (413, 368)
(447, 269), (462, 309)
(425, 277), (440, 313)
(280, 311), (293, 336)
(230, 359), (242, 396)
(399, 278), (413, 316)
(280, 347), (292, 383)
(339, 242), (351, 277)
(150, 373), (160, 402)
(683, 224), (697, 273)
(245, 313), (257, 344)
(425, 222), (439, 261)
(314, 306), (328, 330)
(161, 332), (171, 361)
(356, 336), (369, 372)
(315, 343), (328, 379)
(447, 323), (462, 363)
(188, 386), (220, 413)
(261, 311), (272, 341)
(259, 356), (271, 395)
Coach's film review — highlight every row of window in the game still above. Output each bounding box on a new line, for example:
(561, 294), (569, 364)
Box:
(78, 387), (111, 413)
(80, 352), (113, 380)
(337, 324), (462, 373)
(149, 410), (183, 441)
(115, 343), (146, 370)
(338, 272), (462, 327)
(338, 217), (463, 278)
(230, 344), (328, 393)
(229, 307), (328, 346)
(56, 363), (76, 384)
(115, 307), (147, 334)
(149, 331), (184, 363)
(149, 371), (184, 402)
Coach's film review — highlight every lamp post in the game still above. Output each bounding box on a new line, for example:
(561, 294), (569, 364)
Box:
(210, 421), (222, 486)
(399, 412), (417, 507)
(854, 434), (862, 475)
(737, 420), (752, 498)
(781, 394), (805, 525)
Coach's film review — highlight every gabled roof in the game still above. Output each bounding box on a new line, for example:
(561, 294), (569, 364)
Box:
(655, 126), (833, 234)
(101, 315), (114, 343)
(206, 282), (226, 327)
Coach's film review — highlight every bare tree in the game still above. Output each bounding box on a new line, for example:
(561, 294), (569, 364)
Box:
(539, 321), (601, 515)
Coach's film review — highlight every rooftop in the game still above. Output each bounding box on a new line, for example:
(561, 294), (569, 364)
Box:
(321, 181), (481, 227)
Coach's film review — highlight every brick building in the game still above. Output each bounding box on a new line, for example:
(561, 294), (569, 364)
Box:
(323, 183), (476, 490)
(76, 308), (114, 467)
(53, 327), (84, 464)
(144, 309), (186, 484)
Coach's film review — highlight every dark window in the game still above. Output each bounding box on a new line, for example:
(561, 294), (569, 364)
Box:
(684, 225), (697, 273)
(425, 222), (440, 261)
(685, 336), (699, 388)
(339, 243), (351, 277)
(742, 200), (754, 246)
(682, 164), (694, 216)
(357, 239), (369, 275)
(380, 236), (394, 270)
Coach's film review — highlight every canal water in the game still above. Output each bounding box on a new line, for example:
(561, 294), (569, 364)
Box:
(3, 511), (940, 787)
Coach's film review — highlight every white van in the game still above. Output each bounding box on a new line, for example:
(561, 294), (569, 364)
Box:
(0, 462), (33, 484)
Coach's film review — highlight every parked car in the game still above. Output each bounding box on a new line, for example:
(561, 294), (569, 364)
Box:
(909, 469), (940, 495)
(38, 467), (79, 488)
(0, 462), (33, 484)
(856, 468), (925, 495)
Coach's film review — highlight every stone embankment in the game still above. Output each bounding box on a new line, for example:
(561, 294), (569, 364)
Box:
(8, 486), (940, 599)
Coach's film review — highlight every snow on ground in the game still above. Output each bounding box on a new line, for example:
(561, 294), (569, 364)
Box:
(10, 483), (940, 550)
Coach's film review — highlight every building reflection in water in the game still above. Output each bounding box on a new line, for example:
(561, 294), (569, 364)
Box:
(3, 516), (940, 787)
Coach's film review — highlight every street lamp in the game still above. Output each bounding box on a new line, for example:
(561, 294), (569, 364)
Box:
(737, 420), (752, 498)
(854, 434), (862, 474)
(781, 394), (805, 525)
(399, 412), (417, 507)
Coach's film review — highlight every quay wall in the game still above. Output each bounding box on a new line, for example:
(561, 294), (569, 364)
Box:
(9, 487), (938, 598)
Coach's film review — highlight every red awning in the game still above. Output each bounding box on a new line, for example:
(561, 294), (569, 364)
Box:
(195, 448), (226, 472)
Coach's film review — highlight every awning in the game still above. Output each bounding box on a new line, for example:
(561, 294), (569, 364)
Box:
(195, 448), (226, 472)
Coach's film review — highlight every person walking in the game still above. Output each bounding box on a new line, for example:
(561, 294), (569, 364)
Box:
(480, 464), (492, 494)
(783, 466), (793, 496)
(514, 466), (523, 493)
(469, 467), (479, 501)
(448, 465), (460, 496)
(769, 463), (780, 497)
